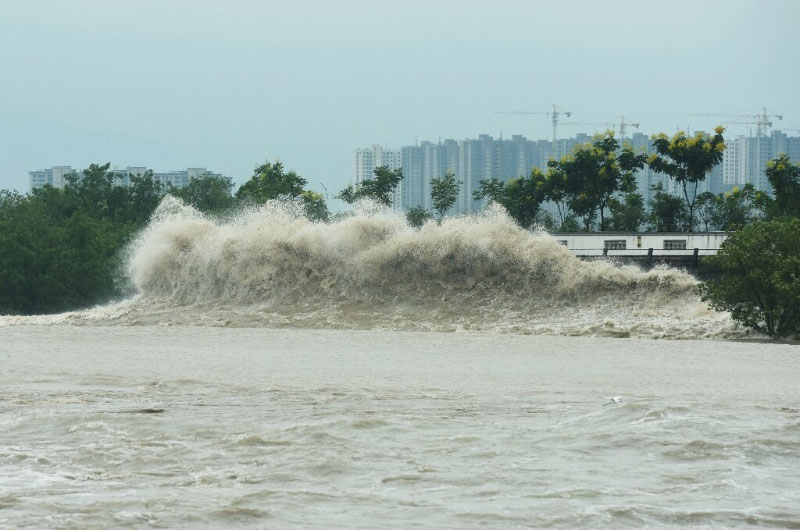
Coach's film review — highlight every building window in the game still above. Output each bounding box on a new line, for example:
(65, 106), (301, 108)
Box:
(604, 240), (626, 250)
(664, 240), (687, 250)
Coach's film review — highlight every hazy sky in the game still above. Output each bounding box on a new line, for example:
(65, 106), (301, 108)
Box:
(1, 0), (798, 197)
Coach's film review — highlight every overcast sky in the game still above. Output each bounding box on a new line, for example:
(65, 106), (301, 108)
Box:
(1, 0), (798, 196)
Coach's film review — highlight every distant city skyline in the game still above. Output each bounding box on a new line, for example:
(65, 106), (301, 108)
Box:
(354, 128), (800, 216)
(28, 165), (224, 192)
(21, 124), (800, 203)
(2, 0), (799, 203)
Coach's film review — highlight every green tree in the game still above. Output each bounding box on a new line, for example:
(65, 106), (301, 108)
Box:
(430, 169), (459, 219)
(559, 216), (582, 232)
(406, 205), (432, 228)
(764, 154), (800, 218)
(170, 174), (234, 213)
(699, 218), (800, 339)
(504, 169), (549, 229)
(711, 183), (766, 231)
(536, 210), (557, 231)
(648, 183), (688, 232)
(125, 171), (163, 224)
(236, 161), (307, 202)
(695, 191), (718, 232)
(337, 166), (403, 206)
(541, 167), (572, 226)
(548, 132), (647, 231)
(472, 177), (505, 203)
(474, 169), (549, 229)
(300, 190), (330, 222)
(648, 126), (726, 231)
(236, 160), (328, 220)
(0, 199), (66, 313)
(608, 192), (646, 231)
(63, 163), (114, 217)
(336, 186), (357, 204)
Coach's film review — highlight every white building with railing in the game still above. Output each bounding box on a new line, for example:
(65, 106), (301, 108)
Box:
(551, 232), (728, 259)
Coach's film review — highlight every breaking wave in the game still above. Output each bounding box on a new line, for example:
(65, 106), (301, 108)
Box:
(1, 197), (744, 339)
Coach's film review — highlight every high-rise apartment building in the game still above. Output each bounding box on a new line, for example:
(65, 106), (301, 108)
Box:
(28, 166), (74, 190)
(353, 145), (401, 185)
(722, 130), (800, 194)
(152, 167), (223, 190)
(398, 140), (459, 212)
(29, 166), (223, 193)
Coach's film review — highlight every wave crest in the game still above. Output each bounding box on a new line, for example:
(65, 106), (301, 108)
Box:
(4, 198), (743, 339)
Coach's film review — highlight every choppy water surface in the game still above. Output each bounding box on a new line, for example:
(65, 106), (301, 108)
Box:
(2, 326), (799, 529)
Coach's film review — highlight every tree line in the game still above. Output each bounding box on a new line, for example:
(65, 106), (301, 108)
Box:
(0, 161), (327, 315)
(370, 128), (738, 232)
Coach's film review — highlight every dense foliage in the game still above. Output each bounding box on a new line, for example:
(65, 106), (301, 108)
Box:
(699, 218), (800, 339)
(546, 132), (647, 231)
(0, 160), (327, 315)
(473, 169), (549, 229)
(406, 206), (432, 228)
(647, 127), (726, 231)
(171, 173), (235, 213)
(337, 166), (403, 207)
(764, 154), (800, 219)
(0, 164), (159, 314)
(237, 161), (329, 221)
(648, 183), (688, 232)
(430, 170), (459, 219)
(696, 156), (800, 338)
(472, 130), (729, 233)
(607, 192), (646, 231)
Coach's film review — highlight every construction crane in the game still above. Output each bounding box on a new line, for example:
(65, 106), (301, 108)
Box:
(495, 104), (572, 142)
(559, 116), (640, 139)
(689, 108), (783, 137)
(616, 116), (640, 139)
(720, 120), (776, 136)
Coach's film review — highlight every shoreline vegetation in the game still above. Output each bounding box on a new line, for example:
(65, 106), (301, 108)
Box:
(1, 129), (799, 338)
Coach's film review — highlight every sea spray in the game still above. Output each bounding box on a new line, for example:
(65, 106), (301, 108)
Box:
(2, 197), (743, 338)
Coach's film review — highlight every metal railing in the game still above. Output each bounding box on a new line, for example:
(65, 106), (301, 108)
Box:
(568, 247), (720, 267)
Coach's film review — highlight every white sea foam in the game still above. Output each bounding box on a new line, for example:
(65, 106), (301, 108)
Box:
(0, 197), (745, 339)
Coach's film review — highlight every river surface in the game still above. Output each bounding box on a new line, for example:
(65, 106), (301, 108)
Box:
(2, 325), (799, 529)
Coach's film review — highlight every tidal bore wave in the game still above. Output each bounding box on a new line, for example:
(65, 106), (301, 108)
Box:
(2, 197), (744, 339)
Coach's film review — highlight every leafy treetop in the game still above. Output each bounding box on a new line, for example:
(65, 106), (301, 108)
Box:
(648, 126), (726, 230)
(236, 161), (308, 202)
(337, 166), (403, 206)
(430, 169), (459, 218)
